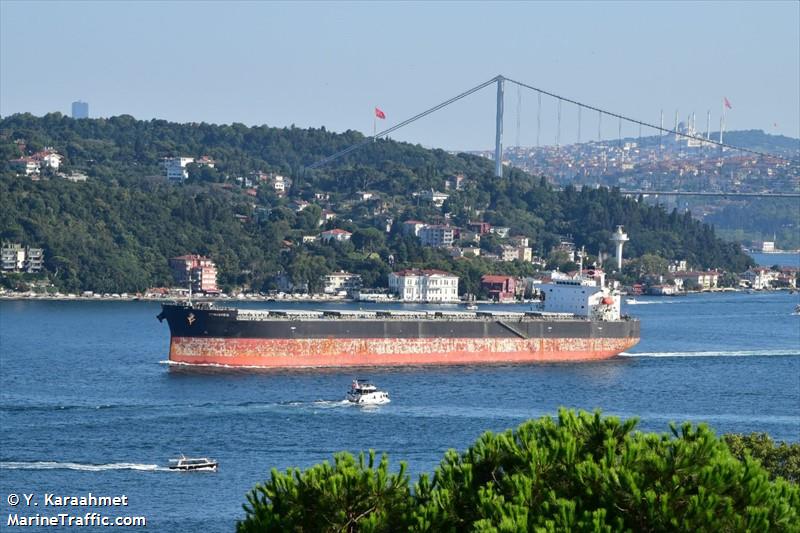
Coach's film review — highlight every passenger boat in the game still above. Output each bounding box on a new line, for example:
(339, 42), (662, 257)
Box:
(346, 379), (390, 405)
(168, 455), (218, 471)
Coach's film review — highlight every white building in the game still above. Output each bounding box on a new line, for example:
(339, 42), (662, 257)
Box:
(9, 158), (40, 175)
(319, 229), (352, 243)
(419, 190), (449, 207)
(402, 220), (426, 237)
(388, 269), (459, 302)
(34, 149), (63, 170)
(323, 271), (362, 296)
(740, 267), (779, 290)
(1, 243), (44, 273)
(272, 174), (286, 194)
(163, 157), (195, 183)
(419, 225), (455, 247)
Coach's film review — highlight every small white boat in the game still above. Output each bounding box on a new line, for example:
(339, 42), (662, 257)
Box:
(465, 303), (478, 310)
(168, 455), (218, 471)
(346, 379), (390, 405)
(625, 298), (638, 304)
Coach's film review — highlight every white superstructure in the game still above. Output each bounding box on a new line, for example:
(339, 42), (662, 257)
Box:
(542, 271), (621, 321)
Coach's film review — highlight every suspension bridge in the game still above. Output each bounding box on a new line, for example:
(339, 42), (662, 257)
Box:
(309, 75), (799, 198)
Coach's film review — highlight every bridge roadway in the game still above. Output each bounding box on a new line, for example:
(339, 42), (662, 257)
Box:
(619, 190), (800, 198)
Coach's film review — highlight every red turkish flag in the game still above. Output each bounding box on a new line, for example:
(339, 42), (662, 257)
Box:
(724, 97), (732, 110)
(374, 107), (386, 119)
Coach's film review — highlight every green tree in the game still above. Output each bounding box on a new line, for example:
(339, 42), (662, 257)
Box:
(724, 433), (800, 483)
(239, 410), (800, 532)
(238, 451), (413, 532)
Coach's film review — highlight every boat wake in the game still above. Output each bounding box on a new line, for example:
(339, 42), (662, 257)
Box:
(0, 461), (169, 472)
(621, 349), (800, 358)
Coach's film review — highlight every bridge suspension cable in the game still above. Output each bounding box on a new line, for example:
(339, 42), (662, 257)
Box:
(309, 76), (500, 169)
(309, 74), (798, 169)
(503, 76), (797, 164)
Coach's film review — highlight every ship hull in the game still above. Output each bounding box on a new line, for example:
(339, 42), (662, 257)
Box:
(159, 304), (640, 368)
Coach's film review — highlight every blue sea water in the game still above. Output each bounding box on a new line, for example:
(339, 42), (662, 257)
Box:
(1, 291), (799, 531)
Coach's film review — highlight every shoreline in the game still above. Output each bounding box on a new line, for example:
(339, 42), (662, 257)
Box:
(0, 286), (796, 303)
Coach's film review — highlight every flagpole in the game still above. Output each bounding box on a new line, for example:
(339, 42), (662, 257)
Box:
(373, 107), (376, 141)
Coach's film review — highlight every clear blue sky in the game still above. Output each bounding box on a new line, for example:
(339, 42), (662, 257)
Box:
(1, 1), (798, 151)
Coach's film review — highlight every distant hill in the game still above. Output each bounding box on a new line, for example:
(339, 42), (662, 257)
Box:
(0, 113), (754, 293)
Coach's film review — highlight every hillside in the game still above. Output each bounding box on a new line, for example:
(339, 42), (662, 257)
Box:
(0, 113), (754, 293)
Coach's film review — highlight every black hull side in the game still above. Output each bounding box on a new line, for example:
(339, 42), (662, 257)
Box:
(158, 304), (640, 341)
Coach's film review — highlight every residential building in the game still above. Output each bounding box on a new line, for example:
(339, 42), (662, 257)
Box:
(501, 245), (532, 262)
(450, 246), (481, 257)
(759, 241), (776, 253)
(668, 260), (688, 273)
(71, 100), (89, 119)
(491, 226), (510, 238)
(509, 236), (529, 247)
(1, 243), (26, 272)
(467, 221), (491, 235)
(169, 255), (219, 293)
(24, 247), (44, 273)
(292, 199), (310, 212)
(419, 224), (455, 247)
(388, 269), (459, 302)
(62, 171), (88, 182)
(163, 157), (195, 183)
(673, 271), (719, 291)
(319, 229), (352, 244)
(481, 275), (516, 302)
(196, 156), (215, 168)
(31, 148), (63, 171)
(318, 209), (337, 226)
(419, 189), (449, 207)
(444, 173), (465, 190)
(355, 191), (374, 201)
(402, 220), (426, 237)
(740, 267), (779, 290)
(323, 271), (362, 296)
(647, 284), (679, 295)
(9, 158), (39, 176)
(1, 243), (44, 273)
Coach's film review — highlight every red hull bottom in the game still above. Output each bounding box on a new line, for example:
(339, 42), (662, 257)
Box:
(169, 337), (639, 367)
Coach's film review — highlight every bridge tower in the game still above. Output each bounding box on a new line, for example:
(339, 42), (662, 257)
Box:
(494, 76), (504, 177)
(610, 225), (629, 270)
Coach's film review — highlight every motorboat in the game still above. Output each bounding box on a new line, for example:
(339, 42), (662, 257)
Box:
(625, 298), (638, 304)
(465, 303), (478, 310)
(346, 379), (390, 405)
(168, 455), (218, 471)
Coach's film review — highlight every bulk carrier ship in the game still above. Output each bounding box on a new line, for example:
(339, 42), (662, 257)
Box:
(157, 271), (639, 368)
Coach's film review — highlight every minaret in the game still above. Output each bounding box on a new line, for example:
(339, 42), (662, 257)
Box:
(610, 226), (629, 270)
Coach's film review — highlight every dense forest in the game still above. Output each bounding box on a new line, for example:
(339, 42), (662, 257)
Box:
(0, 113), (755, 293)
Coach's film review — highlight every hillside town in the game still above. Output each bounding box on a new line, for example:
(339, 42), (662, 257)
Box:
(2, 125), (797, 301)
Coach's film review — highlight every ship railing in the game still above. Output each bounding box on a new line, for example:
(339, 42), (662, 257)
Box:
(236, 309), (274, 321)
(323, 310), (378, 319)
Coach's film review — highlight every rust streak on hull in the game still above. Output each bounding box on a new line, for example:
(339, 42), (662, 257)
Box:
(169, 336), (638, 367)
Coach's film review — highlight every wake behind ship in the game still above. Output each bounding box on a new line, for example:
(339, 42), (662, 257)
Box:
(157, 271), (640, 368)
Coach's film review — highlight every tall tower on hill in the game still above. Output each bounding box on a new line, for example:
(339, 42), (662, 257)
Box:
(610, 226), (629, 270)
